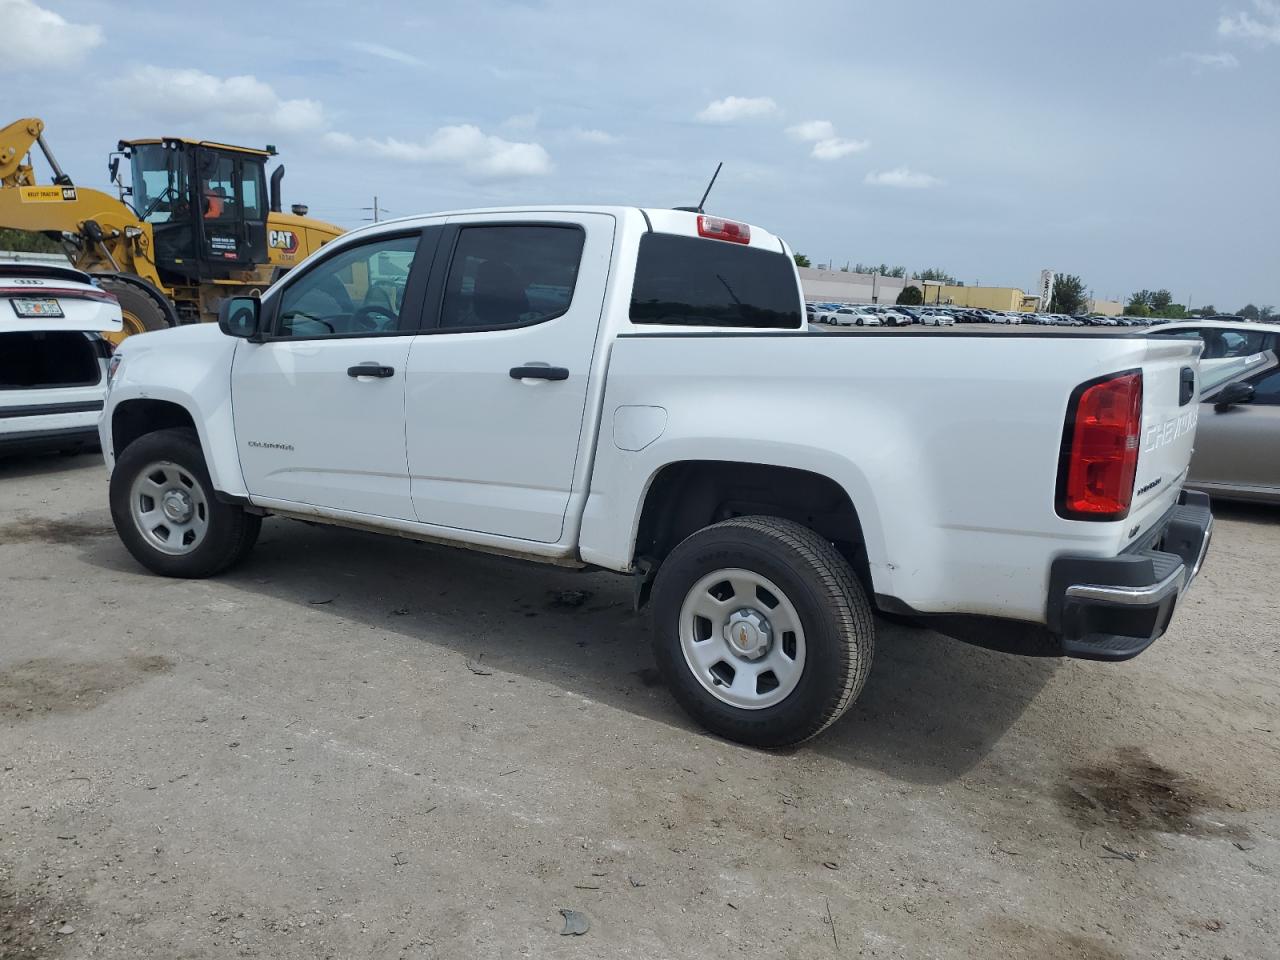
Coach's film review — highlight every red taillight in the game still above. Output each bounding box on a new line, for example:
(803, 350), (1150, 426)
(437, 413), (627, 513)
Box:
(696, 215), (751, 244)
(0, 285), (119, 304)
(1057, 371), (1143, 521)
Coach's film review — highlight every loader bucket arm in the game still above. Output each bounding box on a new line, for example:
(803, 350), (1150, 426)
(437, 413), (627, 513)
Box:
(0, 117), (46, 187)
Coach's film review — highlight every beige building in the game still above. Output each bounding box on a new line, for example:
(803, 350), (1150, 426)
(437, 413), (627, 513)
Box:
(797, 267), (916, 304)
(799, 268), (1121, 315)
(918, 282), (1033, 312)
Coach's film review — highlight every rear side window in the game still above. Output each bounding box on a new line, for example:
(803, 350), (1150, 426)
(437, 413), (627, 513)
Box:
(439, 225), (585, 330)
(630, 233), (802, 328)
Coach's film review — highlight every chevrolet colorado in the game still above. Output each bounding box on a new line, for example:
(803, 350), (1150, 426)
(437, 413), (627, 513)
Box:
(99, 206), (1212, 746)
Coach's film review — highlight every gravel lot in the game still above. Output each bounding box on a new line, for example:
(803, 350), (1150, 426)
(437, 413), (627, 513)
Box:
(1, 451), (1277, 959)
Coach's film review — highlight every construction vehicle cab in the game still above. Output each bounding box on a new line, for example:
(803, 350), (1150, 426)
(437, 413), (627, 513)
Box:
(1, 117), (343, 340)
(121, 138), (270, 282)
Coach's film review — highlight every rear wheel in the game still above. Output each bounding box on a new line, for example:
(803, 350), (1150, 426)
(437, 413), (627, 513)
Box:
(109, 428), (260, 578)
(98, 277), (170, 345)
(651, 516), (875, 747)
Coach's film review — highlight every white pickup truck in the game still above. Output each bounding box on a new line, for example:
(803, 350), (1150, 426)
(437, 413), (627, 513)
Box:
(99, 206), (1213, 746)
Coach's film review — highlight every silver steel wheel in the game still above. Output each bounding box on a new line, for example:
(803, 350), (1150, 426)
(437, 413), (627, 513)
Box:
(128, 460), (210, 556)
(678, 568), (806, 710)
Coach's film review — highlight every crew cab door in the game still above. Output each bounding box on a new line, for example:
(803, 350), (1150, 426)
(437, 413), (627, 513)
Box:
(404, 213), (614, 543)
(231, 228), (435, 519)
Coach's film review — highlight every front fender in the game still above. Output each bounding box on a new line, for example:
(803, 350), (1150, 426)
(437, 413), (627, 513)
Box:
(102, 326), (244, 497)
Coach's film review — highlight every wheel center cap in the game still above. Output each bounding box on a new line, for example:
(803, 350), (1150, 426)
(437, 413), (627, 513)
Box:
(161, 489), (193, 523)
(723, 608), (771, 661)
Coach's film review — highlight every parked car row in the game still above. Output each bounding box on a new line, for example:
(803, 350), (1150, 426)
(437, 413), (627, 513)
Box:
(806, 303), (1163, 328)
(808, 304), (955, 326)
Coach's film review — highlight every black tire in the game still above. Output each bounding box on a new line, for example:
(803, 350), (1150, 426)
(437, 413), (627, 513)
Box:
(651, 516), (875, 748)
(109, 427), (260, 578)
(98, 276), (170, 339)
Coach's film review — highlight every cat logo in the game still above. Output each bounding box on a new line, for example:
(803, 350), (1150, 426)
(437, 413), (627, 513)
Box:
(269, 229), (299, 254)
(18, 185), (76, 202)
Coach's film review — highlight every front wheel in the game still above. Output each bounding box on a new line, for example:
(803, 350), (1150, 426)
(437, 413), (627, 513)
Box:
(651, 516), (875, 747)
(109, 428), (260, 578)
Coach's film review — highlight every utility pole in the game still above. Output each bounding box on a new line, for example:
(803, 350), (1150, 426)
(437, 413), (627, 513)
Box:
(362, 196), (386, 222)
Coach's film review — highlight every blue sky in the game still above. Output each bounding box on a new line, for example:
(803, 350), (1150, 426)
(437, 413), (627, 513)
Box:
(3, 0), (1277, 309)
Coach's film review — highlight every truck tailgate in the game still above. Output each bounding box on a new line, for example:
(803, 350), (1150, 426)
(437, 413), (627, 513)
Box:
(1126, 337), (1203, 525)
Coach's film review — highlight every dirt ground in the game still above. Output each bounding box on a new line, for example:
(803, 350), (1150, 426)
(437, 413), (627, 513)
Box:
(1, 452), (1276, 960)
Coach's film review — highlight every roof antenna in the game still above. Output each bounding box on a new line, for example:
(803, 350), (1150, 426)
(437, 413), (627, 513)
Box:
(674, 161), (723, 213)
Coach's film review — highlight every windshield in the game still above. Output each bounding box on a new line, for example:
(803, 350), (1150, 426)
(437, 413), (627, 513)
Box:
(1200, 350), (1278, 397)
(130, 144), (187, 224)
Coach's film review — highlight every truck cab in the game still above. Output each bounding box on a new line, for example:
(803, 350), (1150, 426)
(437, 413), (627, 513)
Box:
(122, 137), (271, 281)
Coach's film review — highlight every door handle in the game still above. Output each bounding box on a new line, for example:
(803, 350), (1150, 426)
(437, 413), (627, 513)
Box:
(509, 364), (569, 381)
(347, 363), (395, 379)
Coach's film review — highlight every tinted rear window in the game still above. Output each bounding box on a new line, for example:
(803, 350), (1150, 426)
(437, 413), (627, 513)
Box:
(629, 233), (801, 328)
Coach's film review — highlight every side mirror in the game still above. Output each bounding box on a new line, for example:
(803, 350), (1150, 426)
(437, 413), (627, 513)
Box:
(1213, 381), (1255, 412)
(108, 156), (120, 182)
(218, 296), (261, 340)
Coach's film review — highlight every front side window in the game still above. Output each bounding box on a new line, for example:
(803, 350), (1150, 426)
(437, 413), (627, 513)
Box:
(131, 144), (187, 224)
(630, 233), (802, 328)
(1249, 367), (1280, 405)
(275, 234), (419, 338)
(439, 225), (585, 330)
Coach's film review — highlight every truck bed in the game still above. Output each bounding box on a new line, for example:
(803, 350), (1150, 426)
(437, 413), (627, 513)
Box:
(580, 329), (1201, 624)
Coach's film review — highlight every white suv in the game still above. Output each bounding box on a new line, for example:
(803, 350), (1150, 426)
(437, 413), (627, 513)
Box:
(1, 263), (123, 456)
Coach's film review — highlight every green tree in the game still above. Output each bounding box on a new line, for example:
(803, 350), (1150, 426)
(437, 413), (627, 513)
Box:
(0, 228), (62, 254)
(1125, 290), (1154, 315)
(896, 285), (923, 306)
(1049, 273), (1088, 314)
(852, 262), (906, 278)
(792, 252), (811, 268)
(918, 267), (957, 285)
(1237, 304), (1260, 321)
(1260, 305), (1275, 321)
(1150, 289), (1174, 312)
(1190, 304), (1217, 317)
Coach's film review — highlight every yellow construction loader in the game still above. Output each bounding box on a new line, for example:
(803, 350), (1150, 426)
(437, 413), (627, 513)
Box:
(1, 117), (343, 340)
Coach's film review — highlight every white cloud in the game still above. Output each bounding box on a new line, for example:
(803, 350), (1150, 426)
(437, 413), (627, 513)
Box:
(811, 137), (869, 160)
(570, 127), (619, 145)
(1219, 1), (1280, 45)
(787, 119), (868, 160)
(1179, 51), (1240, 70)
(113, 66), (325, 134)
(695, 96), (778, 123)
(787, 120), (836, 142)
(113, 63), (550, 180)
(0, 0), (102, 72)
(864, 167), (942, 189)
(502, 111), (540, 132)
(348, 41), (425, 67)
(325, 125), (552, 179)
